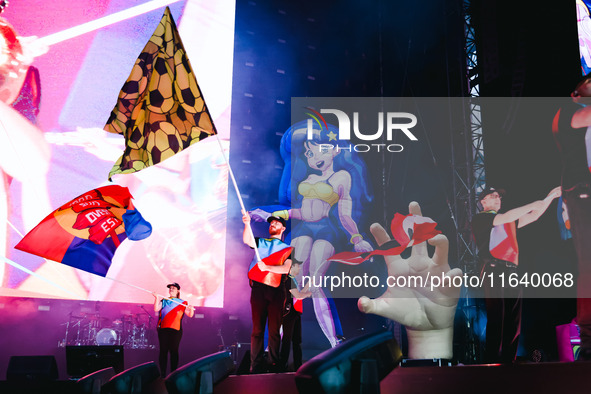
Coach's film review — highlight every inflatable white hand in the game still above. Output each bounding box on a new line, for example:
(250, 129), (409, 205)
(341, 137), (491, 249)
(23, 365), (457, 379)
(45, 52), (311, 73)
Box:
(358, 201), (462, 359)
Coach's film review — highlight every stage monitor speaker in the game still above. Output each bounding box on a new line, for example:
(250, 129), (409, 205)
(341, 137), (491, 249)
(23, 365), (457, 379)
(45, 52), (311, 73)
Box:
(295, 330), (402, 393)
(66, 345), (124, 378)
(6, 355), (58, 382)
(235, 343), (250, 375)
(101, 361), (161, 394)
(165, 351), (234, 394)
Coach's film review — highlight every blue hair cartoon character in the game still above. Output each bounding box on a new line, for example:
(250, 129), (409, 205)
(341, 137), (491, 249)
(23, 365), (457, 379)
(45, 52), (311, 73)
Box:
(273, 119), (374, 347)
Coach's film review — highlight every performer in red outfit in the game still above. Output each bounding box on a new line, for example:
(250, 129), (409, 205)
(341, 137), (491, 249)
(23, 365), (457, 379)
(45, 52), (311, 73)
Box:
(243, 211), (292, 373)
(553, 74), (591, 359)
(153, 282), (194, 377)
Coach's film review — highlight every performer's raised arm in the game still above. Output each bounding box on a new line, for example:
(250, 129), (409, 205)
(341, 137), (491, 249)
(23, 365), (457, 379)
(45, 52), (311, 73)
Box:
(492, 187), (561, 228)
(242, 210), (255, 248)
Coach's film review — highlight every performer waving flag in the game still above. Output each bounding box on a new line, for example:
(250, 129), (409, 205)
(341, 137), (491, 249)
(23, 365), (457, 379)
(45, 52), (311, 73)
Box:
(153, 282), (194, 378)
(243, 211), (292, 373)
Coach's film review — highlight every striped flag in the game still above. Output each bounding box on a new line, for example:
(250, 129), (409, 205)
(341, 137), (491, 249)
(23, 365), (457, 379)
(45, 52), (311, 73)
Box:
(329, 213), (441, 265)
(15, 185), (152, 277)
(489, 222), (519, 265)
(248, 246), (293, 288)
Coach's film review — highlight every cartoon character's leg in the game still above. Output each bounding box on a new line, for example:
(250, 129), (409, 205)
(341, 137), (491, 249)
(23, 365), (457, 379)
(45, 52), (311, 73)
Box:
(312, 292), (337, 347)
(327, 297), (343, 338)
(292, 235), (312, 290)
(293, 235), (340, 346)
(309, 239), (339, 347)
(291, 235), (312, 271)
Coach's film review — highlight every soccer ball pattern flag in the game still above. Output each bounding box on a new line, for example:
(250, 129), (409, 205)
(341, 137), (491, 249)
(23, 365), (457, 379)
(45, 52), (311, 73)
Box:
(104, 7), (217, 181)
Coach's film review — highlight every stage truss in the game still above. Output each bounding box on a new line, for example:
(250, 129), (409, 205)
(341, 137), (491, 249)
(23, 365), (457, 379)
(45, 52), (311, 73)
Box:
(449, 0), (486, 364)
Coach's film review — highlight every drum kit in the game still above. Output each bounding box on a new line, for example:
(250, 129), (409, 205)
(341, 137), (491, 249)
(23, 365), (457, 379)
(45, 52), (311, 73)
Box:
(59, 309), (155, 349)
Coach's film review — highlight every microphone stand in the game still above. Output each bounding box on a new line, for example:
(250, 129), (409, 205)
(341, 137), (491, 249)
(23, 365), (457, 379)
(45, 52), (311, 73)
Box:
(139, 304), (155, 348)
(139, 304), (154, 327)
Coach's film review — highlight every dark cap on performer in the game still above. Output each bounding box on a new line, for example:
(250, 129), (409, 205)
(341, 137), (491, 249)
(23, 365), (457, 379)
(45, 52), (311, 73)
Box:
(167, 282), (181, 290)
(478, 186), (505, 202)
(267, 215), (287, 228)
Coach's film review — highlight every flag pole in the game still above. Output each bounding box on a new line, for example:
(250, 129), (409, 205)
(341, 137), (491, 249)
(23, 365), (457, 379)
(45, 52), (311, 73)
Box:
(0, 256), (188, 308)
(0, 254), (193, 310)
(214, 135), (263, 262)
(37, 0), (184, 47)
(103, 275), (192, 309)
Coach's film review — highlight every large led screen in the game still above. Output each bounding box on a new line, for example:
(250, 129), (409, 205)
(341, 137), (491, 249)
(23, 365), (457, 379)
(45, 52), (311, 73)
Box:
(578, 0), (591, 74)
(0, 0), (235, 306)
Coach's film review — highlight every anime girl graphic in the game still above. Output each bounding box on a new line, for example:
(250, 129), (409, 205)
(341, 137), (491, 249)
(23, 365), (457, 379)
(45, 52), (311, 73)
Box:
(269, 120), (373, 347)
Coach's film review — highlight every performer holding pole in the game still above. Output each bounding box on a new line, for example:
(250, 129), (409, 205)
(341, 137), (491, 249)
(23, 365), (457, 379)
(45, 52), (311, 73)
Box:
(153, 282), (194, 377)
(242, 211), (292, 373)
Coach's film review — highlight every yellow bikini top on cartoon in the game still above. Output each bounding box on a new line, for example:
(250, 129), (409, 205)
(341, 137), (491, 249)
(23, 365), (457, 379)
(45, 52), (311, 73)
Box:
(298, 180), (339, 206)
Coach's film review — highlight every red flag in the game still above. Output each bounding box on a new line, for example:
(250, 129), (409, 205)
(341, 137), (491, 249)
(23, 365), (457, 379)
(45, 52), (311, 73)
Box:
(329, 213), (441, 264)
(489, 222), (519, 265)
(391, 213), (440, 247)
(15, 185), (152, 276)
(248, 247), (293, 288)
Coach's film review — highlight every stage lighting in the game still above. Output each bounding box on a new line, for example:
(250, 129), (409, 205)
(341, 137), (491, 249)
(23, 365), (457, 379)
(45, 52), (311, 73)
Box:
(295, 330), (402, 393)
(165, 351), (234, 394)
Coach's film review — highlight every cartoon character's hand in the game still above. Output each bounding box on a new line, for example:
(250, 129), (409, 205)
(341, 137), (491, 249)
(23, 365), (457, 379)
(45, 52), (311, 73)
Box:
(357, 201), (462, 359)
(249, 208), (271, 222)
(545, 186), (562, 201)
(353, 239), (373, 253)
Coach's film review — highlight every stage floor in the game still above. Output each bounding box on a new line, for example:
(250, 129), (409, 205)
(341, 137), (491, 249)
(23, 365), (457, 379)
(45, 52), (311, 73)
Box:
(1, 360), (589, 393)
(215, 361), (591, 393)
